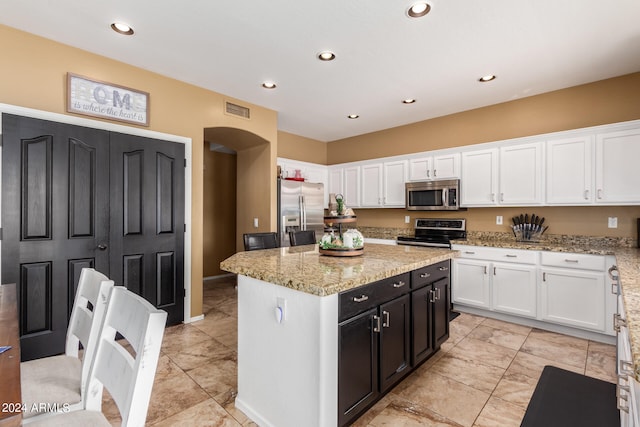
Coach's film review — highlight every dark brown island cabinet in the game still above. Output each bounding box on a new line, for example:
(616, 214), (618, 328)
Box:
(338, 260), (451, 426)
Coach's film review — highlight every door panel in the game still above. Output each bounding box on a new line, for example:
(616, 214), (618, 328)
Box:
(2, 113), (110, 360)
(109, 132), (185, 325)
(379, 294), (411, 391)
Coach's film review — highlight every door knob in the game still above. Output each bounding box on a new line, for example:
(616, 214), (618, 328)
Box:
(97, 244), (108, 250)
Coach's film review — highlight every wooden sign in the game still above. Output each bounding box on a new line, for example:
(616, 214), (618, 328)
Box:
(67, 73), (149, 126)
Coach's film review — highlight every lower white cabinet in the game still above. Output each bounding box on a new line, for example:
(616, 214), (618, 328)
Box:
(452, 244), (617, 337)
(617, 294), (640, 426)
(539, 267), (605, 332)
(492, 262), (537, 318)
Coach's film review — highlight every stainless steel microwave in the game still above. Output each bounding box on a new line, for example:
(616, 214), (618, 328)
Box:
(405, 179), (460, 210)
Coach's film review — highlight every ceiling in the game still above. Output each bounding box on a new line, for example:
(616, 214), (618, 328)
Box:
(1, 0), (640, 142)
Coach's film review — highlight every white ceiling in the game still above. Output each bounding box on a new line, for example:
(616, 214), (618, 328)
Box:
(1, 0), (640, 142)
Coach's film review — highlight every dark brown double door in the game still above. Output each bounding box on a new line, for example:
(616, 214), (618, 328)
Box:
(1, 114), (184, 361)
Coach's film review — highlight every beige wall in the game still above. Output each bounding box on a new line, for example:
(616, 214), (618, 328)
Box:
(277, 130), (327, 164)
(327, 72), (640, 163)
(0, 24), (279, 318)
(203, 150), (237, 277)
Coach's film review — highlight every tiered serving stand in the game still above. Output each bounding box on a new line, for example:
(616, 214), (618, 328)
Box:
(319, 215), (363, 257)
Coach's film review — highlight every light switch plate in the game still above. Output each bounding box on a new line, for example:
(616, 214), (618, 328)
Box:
(496, 215), (503, 225)
(608, 217), (618, 228)
(254, 217), (259, 228)
(405, 215), (410, 224)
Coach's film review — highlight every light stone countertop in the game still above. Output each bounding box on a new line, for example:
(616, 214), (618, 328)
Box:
(220, 243), (457, 297)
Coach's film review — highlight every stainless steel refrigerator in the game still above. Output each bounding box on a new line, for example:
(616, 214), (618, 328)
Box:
(277, 179), (325, 247)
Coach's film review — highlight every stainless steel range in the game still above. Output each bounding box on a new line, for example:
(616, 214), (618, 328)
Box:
(396, 218), (466, 248)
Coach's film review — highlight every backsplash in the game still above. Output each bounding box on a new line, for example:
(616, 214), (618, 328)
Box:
(361, 227), (636, 248)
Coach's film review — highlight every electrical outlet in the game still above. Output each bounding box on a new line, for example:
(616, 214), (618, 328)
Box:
(608, 217), (618, 228)
(405, 215), (411, 224)
(496, 215), (503, 225)
(254, 217), (259, 228)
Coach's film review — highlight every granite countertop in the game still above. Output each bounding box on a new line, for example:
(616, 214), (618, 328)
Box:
(220, 243), (456, 297)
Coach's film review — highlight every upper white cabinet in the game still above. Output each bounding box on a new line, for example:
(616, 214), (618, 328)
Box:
(408, 153), (460, 181)
(546, 136), (594, 204)
(499, 142), (544, 205)
(360, 160), (407, 207)
(327, 164), (361, 208)
(460, 148), (499, 206)
(595, 128), (640, 204)
(460, 142), (543, 206)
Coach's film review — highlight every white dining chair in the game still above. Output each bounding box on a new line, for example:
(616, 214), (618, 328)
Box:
(21, 268), (114, 422)
(26, 285), (167, 427)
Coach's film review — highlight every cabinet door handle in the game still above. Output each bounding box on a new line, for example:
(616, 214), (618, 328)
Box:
(464, 251), (475, 255)
(614, 313), (627, 332)
(597, 189), (603, 199)
(438, 266), (449, 271)
(617, 388), (630, 413)
(353, 295), (369, 303)
(426, 169), (430, 178)
(429, 289), (436, 303)
(564, 259), (579, 263)
(433, 169), (437, 177)
(584, 189), (589, 200)
(491, 193), (495, 202)
(500, 193), (504, 202)
(373, 315), (381, 333)
(382, 310), (390, 328)
(620, 360), (634, 376)
(505, 254), (517, 258)
(483, 266), (487, 275)
(436, 287), (441, 300)
(493, 267), (496, 275)
(608, 265), (619, 280)
(420, 272), (431, 278)
(542, 272), (546, 282)
(393, 281), (406, 288)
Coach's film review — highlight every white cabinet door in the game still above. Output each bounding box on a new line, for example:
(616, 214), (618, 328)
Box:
(408, 157), (432, 181)
(460, 148), (498, 206)
(452, 259), (491, 309)
(540, 268), (606, 332)
(343, 166), (361, 208)
(383, 160), (407, 207)
(546, 136), (594, 204)
(595, 127), (640, 204)
(360, 163), (383, 207)
(433, 153), (460, 179)
(499, 142), (544, 205)
(492, 262), (537, 318)
(328, 167), (343, 197)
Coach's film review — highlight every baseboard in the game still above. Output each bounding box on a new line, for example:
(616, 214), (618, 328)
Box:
(185, 314), (204, 323)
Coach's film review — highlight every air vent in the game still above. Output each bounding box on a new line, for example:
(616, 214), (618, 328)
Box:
(225, 101), (250, 119)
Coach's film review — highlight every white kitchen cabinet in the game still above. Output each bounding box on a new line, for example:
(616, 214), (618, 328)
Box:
(492, 262), (537, 318)
(546, 136), (594, 204)
(460, 148), (498, 206)
(329, 164), (361, 208)
(452, 258), (491, 309)
(617, 294), (640, 426)
(595, 127), (640, 204)
(408, 153), (460, 181)
(360, 160), (407, 207)
(278, 157), (329, 206)
(499, 142), (544, 205)
(328, 166), (343, 198)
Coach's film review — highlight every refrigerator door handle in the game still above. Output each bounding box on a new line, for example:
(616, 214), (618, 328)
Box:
(300, 195), (306, 230)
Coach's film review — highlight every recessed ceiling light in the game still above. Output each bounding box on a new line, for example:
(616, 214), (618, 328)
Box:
(318, 51), (336, 61)
(407, 2), (431, 18)
(262, 81), (277, 89)
(479, 74), (497, 82)
(111, 22), (134, 35)
(402, 99), (416, 104)
(347, 114), (359, 119)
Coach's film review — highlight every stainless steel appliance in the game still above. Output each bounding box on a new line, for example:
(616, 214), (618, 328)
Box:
(396, 218), (466, 248)
(277, 179), (325, 247)
(405, 179), (461, 211)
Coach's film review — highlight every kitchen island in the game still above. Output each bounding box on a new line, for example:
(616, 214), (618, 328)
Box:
(220, 243), (457, 427)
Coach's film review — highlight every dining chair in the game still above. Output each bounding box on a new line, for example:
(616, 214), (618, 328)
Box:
(26, 286), (167, 427)
(289, 230), (317, 246)
(243, 232), (279, 251)
(21, 268), (114, 422)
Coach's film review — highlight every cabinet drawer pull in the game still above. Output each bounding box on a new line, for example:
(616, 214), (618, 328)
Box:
(438, 266), (449, 271)
(353, 295), (369, 303)
(373, 315), (381, 333)
(382, 310), (390, 328)
(393, 281), (406, 288)
(620, 360), (634, 376)
(608, 265), (619, 280)
(464, 251), (475, 255)
(505, 254), (517, 258)
(564, 259), (579, 263)
(420, 272), (431, 278)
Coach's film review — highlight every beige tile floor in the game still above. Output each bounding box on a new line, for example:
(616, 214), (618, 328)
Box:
(106, 276), (617, 426)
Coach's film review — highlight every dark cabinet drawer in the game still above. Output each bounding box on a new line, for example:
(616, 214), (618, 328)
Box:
(339, 272), (410, 322)
(411, 260), (450, 289)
